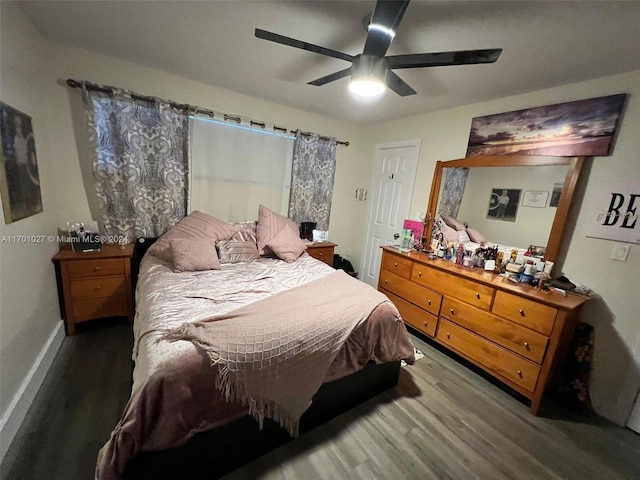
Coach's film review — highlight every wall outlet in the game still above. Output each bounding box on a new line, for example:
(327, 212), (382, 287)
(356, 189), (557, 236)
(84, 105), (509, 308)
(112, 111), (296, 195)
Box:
(611, 242), (631, 261)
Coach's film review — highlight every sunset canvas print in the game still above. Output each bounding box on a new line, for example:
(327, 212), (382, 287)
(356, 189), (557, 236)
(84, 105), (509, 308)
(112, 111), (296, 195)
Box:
(466, 94), (626, 157)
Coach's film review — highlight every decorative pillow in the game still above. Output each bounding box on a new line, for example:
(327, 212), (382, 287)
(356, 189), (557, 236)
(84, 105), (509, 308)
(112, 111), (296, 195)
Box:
(147, 211), (239, 263)
(256, 204), (299, 256)
(443, 215), (466, 231)
(170, 237), (220, 273)
(266, 225), (307, 263)
(441, 222), (459, 244)
(217, 240), (260, 264)
(466, 228), (486, 243)
(232, 221), (258, 244)
(457, 230), (471, 244)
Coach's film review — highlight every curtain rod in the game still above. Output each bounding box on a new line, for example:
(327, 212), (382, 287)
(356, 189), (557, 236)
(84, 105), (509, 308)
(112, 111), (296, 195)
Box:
(66, 79), (349, 147)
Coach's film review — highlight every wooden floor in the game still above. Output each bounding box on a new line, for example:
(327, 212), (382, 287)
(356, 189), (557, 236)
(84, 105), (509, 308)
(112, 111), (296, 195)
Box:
(2, 318), (640, 480)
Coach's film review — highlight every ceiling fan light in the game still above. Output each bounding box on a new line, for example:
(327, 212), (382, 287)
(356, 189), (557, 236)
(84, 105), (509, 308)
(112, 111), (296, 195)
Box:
(349, 79), (386, 97)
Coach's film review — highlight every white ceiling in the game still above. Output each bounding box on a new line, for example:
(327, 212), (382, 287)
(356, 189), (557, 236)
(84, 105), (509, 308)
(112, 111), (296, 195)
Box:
(17, 0), (640, 125)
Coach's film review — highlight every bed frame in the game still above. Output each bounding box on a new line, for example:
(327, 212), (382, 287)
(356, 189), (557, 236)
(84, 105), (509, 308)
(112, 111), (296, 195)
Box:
(122, 238), (402, 479)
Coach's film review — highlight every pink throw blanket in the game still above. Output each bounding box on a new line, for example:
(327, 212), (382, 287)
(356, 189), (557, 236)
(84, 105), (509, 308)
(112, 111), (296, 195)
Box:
(161, 269), (390, 436)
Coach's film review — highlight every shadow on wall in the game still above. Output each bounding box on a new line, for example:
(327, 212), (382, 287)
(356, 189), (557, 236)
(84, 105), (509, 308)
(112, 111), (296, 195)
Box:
(61, 79), (103, 226)
(581, 295), (640, 426)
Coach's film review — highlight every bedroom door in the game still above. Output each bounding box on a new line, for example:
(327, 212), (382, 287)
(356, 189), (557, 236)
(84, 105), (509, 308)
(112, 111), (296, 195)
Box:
(360, 139), (421, 288)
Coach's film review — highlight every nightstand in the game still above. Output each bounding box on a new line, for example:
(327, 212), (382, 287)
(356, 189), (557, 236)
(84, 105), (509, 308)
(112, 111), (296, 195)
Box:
(52, 243), (134, 335)
(306, 241), (337, 267)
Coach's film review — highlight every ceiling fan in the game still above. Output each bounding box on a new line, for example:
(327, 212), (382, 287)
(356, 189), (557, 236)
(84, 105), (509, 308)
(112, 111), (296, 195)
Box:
(255, 0), (502, 97)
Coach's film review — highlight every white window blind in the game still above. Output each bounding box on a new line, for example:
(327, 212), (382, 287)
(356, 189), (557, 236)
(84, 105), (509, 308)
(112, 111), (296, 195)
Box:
(189, 117), (294, 222)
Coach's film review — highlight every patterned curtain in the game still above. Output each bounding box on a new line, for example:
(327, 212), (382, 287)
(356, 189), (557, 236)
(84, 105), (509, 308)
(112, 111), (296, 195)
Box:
(437, 167), (469, 219)
(82, 82), (189, 240)
(288, 133), (336, 231)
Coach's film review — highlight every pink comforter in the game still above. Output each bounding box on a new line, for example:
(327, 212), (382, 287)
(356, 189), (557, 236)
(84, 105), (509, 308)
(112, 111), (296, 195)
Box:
(96, 253), (415, 480)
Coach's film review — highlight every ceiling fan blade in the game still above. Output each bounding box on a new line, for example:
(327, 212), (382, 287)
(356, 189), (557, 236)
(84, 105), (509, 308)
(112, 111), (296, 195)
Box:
(385, 70), (416, 97)
(308, 68), (352, 86)
(363, 0), (410, 58)
(255, 28), (354, 63)
(388, 49), (503, 69)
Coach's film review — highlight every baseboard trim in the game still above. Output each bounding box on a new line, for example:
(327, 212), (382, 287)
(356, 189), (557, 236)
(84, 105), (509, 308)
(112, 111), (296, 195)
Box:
(0, 321), (65, 462)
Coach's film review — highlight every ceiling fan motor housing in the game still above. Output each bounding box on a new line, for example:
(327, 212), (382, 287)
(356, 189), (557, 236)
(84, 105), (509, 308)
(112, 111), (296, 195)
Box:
(351, 54), (389, 83)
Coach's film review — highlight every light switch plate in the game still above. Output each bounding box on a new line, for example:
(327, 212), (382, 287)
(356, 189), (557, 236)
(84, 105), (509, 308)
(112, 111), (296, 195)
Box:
(611, 242), (631, 261)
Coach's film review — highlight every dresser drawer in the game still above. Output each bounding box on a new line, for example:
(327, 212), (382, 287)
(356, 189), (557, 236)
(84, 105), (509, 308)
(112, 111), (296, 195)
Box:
(67, 258), (125, 278)
(70, 277), (127, 299)
(381, 252), (413, 279)
(384, 290), (438, 337)
(492, 291), (557, 336)
(72, 295), (130, 322)
(437, 319), (541, 392)
(411, 265), (494, 310)
(442, 297), (549, 364)
(379, 270), (442, 315)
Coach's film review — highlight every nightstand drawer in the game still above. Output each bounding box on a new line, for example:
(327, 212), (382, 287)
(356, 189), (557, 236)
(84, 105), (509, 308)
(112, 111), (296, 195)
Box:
(72, 295), (130, 322)
(70, 277), (127, 299)
(308, 247), (333, 264)
(68, 258), (125, 278)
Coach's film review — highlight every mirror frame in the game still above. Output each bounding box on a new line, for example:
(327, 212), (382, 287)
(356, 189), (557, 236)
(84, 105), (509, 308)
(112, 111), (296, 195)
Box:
(424, 154), (586, 263)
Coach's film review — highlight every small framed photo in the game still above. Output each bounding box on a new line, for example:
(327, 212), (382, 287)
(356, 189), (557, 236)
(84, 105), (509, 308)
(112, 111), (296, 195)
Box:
(528, 244), (546, 258)
(487, 188), (521, 222)
(522, 190), (549, 208)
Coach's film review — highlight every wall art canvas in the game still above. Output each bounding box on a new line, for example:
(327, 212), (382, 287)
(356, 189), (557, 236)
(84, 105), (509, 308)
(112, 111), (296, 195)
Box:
(0, 103), (43, 223)
(467, 94), (627, 157)
(487, 188), (521, 222)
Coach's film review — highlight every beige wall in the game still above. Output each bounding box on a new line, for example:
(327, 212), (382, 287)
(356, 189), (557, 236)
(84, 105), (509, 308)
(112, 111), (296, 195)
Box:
(364, 71), (640, 425)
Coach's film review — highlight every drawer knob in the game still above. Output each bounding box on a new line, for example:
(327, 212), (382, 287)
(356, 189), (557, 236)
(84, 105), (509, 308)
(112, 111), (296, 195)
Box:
(318, 252), (323, 256)
(427, 299), (431, 306)
(423, 321), (428, 327)
(394, 262), (398, 267)
(94, 266), (101, 271)
(517, 370), (523, 377)
(450, 308), (455, 315)
(384, 280), (388, 284)
(446, 333), (451, 339)
(524, 342), (530, 349)
(95, 286), (102, 290)
(519, 309), (525, 316)
(418, 271), (422, 277)
(475, 293), (480, 299)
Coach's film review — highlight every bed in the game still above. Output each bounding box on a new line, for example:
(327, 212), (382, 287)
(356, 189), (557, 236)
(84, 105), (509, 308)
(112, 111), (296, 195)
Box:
(95, 209), (415, 480)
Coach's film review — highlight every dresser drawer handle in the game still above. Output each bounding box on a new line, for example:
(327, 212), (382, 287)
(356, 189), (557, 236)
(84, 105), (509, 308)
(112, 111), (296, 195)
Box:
(418, 271), (422, 277)
(446, 333), (451, 339)
(423, 321), (428, 327)
(427, 299), (431, 306)
(517, 370), (523, 377)
(475, 293), (480, 299)
(318, 252), (323, 256)
(95, 285), (102, 290)
(519, 309), (525, 316)
(94, 266), (101, 271)
(450, 308), (455, 315)
(524, 342), (530, 350)
(394, 262), (398, 267)
(384, 280), (388, 284)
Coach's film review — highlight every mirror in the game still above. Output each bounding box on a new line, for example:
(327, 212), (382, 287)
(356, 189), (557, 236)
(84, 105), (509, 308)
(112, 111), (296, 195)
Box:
(425, 154), (585, 263)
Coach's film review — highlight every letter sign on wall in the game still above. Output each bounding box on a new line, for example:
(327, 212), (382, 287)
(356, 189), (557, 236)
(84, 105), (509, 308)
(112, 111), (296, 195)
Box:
(586, 182), (639, 244)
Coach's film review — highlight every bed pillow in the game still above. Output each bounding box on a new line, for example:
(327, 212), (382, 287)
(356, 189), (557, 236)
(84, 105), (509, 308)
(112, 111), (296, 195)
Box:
(170, 237), (220, 273)
(443, 215), (466, 231)
(256, 204), (299, 256)
(466, 228), (486, 243)
(441, 222), (459, 244)
(217, 240), (260, 263)
(232, 221), (258, 245)
(457, 230), (471, 244)
(266, 225), (307, 263)
(147, 211), (238, 263)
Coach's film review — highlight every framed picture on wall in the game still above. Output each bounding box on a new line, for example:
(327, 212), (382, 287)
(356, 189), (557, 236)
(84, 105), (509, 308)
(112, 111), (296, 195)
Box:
(522, 190), (549, 208)
(487, 188), (521, 222)
(0, 103), (43, 223)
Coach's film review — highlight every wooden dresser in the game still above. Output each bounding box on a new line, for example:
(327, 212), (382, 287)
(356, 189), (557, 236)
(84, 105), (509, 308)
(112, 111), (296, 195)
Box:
(378, 246), (590, 414)
(306, 241), (337, 267)
(53, 243), (134, 335)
